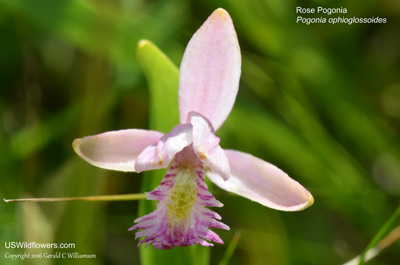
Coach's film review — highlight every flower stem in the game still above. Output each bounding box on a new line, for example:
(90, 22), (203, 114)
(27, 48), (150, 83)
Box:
(3, 193), (146, 203)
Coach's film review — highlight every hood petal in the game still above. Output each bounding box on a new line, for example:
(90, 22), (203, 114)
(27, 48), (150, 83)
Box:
(135, 124), (193, 172)
(189, 112), (230, 181)
(207, 150), (314, 211)
(179, 8), (241, 131)
(72, 129), (163, 172)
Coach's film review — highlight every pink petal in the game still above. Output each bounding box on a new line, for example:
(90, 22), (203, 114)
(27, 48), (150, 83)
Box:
(135, 124), (193, 172)
(189, 112), (230, 181)
(179, 8), (241, 131)
(207, 150), (314, 211)
(72, 129), (163, 172)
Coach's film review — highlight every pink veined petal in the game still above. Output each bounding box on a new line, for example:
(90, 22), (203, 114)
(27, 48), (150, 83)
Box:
(72, 129), (163, 172)
(179, 8), (241, 131)
(189, 112), (230, 181)
(207, 150), (314, 211)
(135, 124), (193, 172)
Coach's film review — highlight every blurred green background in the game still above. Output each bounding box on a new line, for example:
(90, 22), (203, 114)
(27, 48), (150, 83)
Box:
(1, 0), (400, 264)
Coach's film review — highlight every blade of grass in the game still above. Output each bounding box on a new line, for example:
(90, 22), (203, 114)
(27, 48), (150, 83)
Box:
(343, 204), (400, 265)
(4, 193), (146, 202)
(219, 231), (241, 265)
(358, 204), (400, 264)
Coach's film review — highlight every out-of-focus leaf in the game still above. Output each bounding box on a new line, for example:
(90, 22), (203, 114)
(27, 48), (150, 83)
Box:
(136, 40), (209, 265)
(19, 200), (53, 265)
(9, 104), (79, 160)
(0, 0), (182, 64)
(219, 231), (241, 265)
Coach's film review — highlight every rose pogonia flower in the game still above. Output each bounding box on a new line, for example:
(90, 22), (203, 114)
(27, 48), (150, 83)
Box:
(72, 8), (313, 249)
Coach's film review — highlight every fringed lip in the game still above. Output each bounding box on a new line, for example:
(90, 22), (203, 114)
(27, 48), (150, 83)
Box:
(129, 154), (229, 249)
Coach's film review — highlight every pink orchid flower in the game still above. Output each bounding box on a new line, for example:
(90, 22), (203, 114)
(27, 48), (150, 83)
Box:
(72, 8), (313, 250)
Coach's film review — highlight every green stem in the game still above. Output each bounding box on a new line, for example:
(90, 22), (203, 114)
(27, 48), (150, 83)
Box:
(3, 193), (146, 203)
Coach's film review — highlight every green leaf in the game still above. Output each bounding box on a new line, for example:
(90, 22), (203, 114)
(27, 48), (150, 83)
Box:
(137, 39), (180, 132)
(136, 40), (209, 265)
